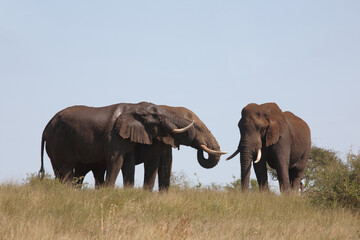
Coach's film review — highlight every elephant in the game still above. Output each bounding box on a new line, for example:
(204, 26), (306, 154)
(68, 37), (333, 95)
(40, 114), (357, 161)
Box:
(39, 102), (196, 187)
(227, 103), (311, 193)
(71, 105), (227, 191)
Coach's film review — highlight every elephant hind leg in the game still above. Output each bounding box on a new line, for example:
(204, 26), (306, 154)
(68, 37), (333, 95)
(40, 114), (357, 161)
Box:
(289, 167), (304, 192)
(53, 167), (74, 184)
(74, 163), (91, 188)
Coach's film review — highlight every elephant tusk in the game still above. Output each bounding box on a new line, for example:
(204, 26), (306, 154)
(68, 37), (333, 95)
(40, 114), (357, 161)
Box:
(201, 144), (227, 156)
(172, 120), (195, 133)
(226, 149), (240, 160)
(254, 149), (262, 163)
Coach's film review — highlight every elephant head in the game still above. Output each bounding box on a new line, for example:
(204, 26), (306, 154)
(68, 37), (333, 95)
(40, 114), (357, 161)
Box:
(226, 103), (286, 190)
(160, 105), (227, 169)
(114, 102), (195, 146)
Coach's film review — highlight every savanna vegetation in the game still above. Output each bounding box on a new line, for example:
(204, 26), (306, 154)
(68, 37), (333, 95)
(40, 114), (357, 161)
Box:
(1, 146), (360, 239)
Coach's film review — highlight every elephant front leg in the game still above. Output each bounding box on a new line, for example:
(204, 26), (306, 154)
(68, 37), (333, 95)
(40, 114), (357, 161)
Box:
(253, 159), (269, 191)
(122, 155), (135, 188)
(143, 158), (160, 191)
(105, 153), (124, 187)
(158, 149), (172, 191)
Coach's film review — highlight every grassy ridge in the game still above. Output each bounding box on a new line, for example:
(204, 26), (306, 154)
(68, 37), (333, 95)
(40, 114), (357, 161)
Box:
(1, 178), (359, 239)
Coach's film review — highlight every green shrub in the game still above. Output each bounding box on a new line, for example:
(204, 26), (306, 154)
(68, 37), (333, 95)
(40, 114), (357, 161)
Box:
(306, 147), (360, 210)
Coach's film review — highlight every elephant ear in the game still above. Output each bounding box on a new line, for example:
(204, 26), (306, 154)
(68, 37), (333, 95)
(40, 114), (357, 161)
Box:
(115, 113), (152, 145)
(264, 105), (286, 147)
(157, 136), (179, 149)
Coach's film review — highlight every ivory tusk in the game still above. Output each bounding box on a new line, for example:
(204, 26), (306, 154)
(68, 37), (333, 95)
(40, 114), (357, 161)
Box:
(254, 149), (262, 163)
(226, 149), (240, 160)
(201, 144), (228, 156)
(172, 120), (195, 133)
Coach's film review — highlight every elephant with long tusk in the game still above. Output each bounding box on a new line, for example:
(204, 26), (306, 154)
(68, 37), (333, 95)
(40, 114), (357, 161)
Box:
(41, 103), (227, 191)
(39, 102), (198, 188)
(227, 103), (311, 193)
(78, 105), (226, 191)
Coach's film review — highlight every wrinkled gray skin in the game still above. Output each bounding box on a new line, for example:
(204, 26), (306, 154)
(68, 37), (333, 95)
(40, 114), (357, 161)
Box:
(74, 105), (225, 191)
(227, 103), (311, 193)
(39, 102), (195, 187)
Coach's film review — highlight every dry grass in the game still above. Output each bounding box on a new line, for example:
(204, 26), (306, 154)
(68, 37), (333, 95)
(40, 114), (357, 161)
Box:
(1, 178), (359, 240)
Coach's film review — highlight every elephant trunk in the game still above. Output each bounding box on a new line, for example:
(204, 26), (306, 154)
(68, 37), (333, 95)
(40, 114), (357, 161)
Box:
(197, 150), (221, 169)
(239, 141), (254, 191)
(196, 127), (224, 169)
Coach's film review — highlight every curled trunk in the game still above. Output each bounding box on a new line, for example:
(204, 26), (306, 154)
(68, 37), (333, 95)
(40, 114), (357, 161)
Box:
(196, 126), (222, 168)
(161, 105), (223, 169)
(197, 150), (220, 169)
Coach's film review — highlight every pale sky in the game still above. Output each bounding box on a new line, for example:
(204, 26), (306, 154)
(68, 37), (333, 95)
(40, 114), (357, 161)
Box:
(1, 1), (359, 188)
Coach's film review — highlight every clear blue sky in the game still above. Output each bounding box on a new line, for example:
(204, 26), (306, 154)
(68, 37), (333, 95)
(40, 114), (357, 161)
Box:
(1, 1), (359, 188)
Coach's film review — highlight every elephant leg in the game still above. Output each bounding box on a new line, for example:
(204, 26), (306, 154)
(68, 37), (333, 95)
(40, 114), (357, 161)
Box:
(289, 167), (304, 192)
(105, 154), (124, 187)
(50, 155), (75, 184)
(74, 164), (91, 188)
(143, 157), (160, 191)
(253, 159), (269, 191)
(276, 164), (291, 193)
(122, 155), (135, 188)
(158, 147), (172, 191)
(93, 163), (106, 188)
(273, 143), (291, 193)
(55, 167), (74, 184)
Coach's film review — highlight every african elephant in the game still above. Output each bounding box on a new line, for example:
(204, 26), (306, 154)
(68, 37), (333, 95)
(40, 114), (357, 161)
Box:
(39, 102), (195, 187)
(227, 103), (311, 193)
(73, 105), (227, 191)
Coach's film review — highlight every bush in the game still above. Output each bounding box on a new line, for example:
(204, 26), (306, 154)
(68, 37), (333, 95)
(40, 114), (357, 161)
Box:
(303, 147), (345, 192)
(306, 147), (360, 210)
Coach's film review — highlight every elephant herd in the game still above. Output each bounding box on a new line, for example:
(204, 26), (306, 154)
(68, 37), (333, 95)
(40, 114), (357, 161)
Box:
(39, 101), (311, 193)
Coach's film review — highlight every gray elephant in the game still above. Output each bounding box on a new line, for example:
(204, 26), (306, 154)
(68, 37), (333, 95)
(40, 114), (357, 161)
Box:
(72, 105), (227, 191)
(39, 102), (195, 187)
(227, 103), (311, 193)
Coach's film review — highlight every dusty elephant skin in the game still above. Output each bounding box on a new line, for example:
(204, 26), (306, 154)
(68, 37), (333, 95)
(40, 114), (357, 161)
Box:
(39, 102), (195, 187)
(69, 105), (227, 191)
(227, 103), (311, 193)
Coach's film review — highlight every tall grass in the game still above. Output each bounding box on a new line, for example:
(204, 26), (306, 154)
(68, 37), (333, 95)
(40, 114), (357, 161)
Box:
(1, 177), (359, 239)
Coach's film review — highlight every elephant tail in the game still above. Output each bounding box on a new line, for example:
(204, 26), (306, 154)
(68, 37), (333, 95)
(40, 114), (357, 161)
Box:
(39, 134), (46, 179)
